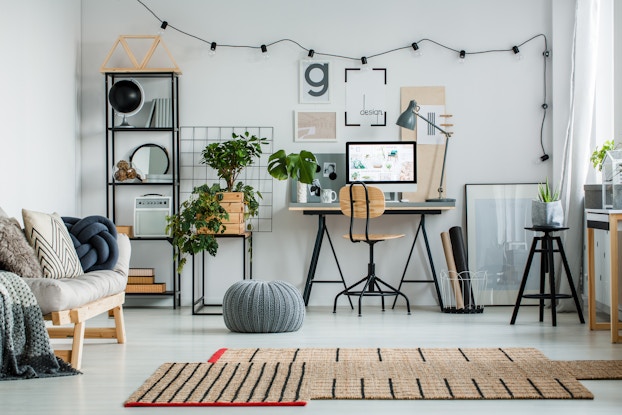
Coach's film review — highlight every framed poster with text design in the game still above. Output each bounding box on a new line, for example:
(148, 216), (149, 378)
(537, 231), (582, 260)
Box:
(345, 68), (387, 126)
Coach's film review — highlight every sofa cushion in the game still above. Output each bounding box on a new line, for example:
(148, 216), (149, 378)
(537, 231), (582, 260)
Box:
(22, 209), (84, 279)
(0, 217), (43, 278)
(23, 233), (130, 315)
(63, 216), (119, 272)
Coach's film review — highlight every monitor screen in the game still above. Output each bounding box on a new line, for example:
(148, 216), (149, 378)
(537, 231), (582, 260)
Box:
(345, 141), (417, 196)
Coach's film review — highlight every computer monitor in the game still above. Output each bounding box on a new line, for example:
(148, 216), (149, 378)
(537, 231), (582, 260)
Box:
(345, 141), (417, 198)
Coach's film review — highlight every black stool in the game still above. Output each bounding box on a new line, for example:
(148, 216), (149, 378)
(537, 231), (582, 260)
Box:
(510, 226), (584, 326)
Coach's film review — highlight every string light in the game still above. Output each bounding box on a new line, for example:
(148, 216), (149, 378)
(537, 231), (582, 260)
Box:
(135, 0), (550, 162)
(411, 42), (422, 57)
(209, 42), (217, 56)
(157, 20), (168, 35)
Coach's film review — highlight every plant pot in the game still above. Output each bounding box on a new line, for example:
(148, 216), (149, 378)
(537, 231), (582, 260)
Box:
(297, 181), (308, 203)
(531, 200), (564, 227)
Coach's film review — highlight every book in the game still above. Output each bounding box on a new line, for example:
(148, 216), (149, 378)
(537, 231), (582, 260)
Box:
(144, 99), (156, 127)
(128, 276), (155, 284)
(125, 283), (166, 293)
(128, 268), (155, 277)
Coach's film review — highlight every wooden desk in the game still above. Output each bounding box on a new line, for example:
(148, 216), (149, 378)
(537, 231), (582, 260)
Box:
(290, 202), (455, 310)
(586, 209), (622, 343)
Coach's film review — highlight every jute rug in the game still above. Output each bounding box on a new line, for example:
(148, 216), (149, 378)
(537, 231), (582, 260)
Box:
(124, 347), (622, 407)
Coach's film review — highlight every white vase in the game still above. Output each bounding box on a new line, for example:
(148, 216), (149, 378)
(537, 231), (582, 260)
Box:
(531, 200), (564, 227)
(297, 181), (308, 203)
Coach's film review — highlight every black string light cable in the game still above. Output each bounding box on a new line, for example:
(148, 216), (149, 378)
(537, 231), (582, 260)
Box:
(136, 0), (551, 161)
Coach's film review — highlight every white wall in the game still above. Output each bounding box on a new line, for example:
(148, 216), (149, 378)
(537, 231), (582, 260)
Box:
(0, 0), (82, 220)
(79, 0), (568, 306)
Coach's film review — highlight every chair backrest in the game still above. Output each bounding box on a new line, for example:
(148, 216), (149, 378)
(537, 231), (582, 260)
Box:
(339, 183), (386, 242)
(339, 183), (386, 218)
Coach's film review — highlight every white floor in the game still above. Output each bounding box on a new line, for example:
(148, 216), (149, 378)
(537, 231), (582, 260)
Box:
(1, 305), (621, 414)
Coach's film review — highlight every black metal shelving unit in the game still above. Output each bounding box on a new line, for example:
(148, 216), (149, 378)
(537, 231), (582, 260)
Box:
(104, 71), (181, 308)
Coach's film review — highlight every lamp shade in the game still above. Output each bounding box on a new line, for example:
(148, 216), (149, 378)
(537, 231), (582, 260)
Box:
(396, 100), (418, 130)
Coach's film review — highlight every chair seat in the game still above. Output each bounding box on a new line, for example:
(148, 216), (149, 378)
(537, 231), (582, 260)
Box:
(344, 233), (405, 242)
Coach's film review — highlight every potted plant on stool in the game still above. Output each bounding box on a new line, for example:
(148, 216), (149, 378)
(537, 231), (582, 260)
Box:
(532, 179), (563, 227)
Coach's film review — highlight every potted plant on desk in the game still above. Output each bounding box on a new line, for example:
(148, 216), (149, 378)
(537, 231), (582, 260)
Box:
(267, 149), (319, 203)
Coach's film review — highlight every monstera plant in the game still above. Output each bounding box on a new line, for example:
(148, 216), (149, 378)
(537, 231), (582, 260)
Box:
(267, 149), (318, 203)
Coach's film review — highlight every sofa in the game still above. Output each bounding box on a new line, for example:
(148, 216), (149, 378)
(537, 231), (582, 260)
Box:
(0, 206), (130, 370)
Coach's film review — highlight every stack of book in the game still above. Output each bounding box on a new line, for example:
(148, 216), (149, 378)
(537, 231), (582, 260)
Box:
(144, 98), (171, 128)
(125, 268), (167, 293)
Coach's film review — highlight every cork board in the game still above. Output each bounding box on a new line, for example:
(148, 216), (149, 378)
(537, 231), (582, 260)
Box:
(400, 86), (449, 202)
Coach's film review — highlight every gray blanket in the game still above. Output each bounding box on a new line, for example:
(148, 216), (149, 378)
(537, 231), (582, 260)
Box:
(0, 271), (80, 380)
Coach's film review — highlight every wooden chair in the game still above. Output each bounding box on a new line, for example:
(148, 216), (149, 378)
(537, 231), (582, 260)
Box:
(333, 182), (411, 316)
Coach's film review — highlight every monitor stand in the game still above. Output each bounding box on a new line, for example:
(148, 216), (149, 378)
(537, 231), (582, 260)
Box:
(384, 192), (400, 202)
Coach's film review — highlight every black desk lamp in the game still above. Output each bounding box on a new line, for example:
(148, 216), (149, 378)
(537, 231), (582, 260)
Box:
(396, 100), (455, 202)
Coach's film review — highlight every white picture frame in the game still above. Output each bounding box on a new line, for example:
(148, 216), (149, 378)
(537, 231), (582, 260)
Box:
(294, 110), (337, 142)
(344, 68), (387, 126)
(465, 183), (540, 306)
(299, 60), (331, 104)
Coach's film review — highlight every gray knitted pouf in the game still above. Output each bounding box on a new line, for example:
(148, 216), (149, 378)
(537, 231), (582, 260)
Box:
(222, 280), (305, 333)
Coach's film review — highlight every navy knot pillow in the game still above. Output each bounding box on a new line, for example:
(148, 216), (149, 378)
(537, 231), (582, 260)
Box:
(62, 216), (119, 272)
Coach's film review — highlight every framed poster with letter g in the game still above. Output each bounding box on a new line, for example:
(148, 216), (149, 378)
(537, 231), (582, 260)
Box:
(300, 60), (330, 104)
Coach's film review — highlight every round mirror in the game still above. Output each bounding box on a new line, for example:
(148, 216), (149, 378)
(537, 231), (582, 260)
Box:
(108, 79), (144, 127)
(130, 144), (169, 176)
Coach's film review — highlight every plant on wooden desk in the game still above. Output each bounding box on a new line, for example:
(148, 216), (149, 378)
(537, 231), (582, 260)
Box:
(267, 149), (319, 202)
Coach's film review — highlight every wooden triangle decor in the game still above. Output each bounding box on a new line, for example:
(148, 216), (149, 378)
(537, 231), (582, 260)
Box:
(100, 35), (181, 74)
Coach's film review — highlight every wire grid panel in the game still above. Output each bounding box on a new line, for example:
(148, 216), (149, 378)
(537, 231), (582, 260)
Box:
(179, 126), (273, 232)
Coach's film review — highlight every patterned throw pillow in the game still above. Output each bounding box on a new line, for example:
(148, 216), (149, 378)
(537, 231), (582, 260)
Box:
(0, 217), (43, 277)
(22, 209), (84, 279)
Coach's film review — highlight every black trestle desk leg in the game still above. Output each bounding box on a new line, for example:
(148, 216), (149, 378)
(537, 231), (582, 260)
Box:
(303, 214), (353, 309)
(303, 215), (326, 305)
(392, 214), (443, 311)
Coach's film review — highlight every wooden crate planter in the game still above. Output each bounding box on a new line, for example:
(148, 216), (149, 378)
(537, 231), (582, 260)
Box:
(219, 192), (247, 234)
(197, 192), (246, 235)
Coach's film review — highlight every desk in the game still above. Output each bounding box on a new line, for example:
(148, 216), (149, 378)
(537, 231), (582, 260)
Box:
(586, 209), (622, 343)
(290, 202), (455, 311)
(191, 232), (252, 315)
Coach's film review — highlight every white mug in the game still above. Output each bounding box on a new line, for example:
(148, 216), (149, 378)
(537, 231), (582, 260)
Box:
(321, 189), (337, 203)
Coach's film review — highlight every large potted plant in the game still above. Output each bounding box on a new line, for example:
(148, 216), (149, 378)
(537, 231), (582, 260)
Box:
(267, 149), (318, 202)
(166, 183), (228, 272)
(532, 179), (563, 227)
(166, 132), (267, 271)
(201, 131), (267, 230)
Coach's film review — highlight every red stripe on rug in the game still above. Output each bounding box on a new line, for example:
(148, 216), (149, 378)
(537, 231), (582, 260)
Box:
(207, 348), (228, 363)
(125, 401), (307, 407)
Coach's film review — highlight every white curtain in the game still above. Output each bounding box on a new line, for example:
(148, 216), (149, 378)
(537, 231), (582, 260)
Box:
(558, 0), (606, 311)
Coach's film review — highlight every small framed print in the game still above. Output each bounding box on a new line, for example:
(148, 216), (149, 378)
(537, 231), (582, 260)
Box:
(294, 110), (337, 142)
(299, 60), (330, 104)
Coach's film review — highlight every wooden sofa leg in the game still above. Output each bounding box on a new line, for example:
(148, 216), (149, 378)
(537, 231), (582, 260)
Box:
(112, 305), (126, 344)
(71, 321), (86, 370)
